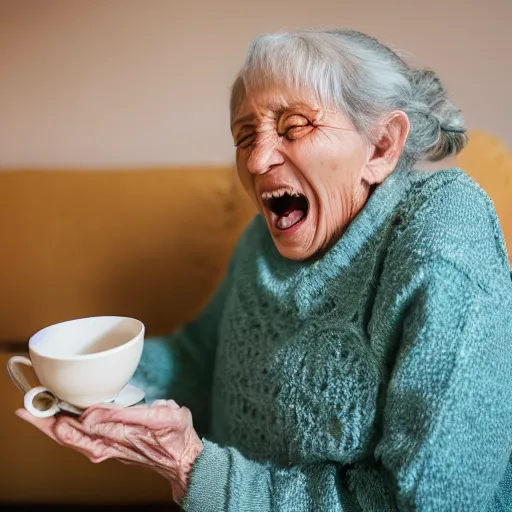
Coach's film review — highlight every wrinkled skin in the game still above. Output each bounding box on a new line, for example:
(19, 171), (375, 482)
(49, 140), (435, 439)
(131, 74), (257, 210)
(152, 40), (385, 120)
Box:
(232, 87), (411, 261)
(16, 400), (204, 503)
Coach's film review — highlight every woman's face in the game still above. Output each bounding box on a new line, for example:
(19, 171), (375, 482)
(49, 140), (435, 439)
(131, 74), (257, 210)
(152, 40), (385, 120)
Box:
(232, 88), (374, 261)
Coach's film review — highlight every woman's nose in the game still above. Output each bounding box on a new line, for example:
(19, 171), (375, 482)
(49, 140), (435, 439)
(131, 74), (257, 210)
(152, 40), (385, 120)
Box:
(246, 135), (284, 175)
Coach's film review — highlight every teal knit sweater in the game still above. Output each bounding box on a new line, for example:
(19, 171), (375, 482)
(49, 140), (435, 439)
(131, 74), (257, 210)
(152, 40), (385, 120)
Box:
(132, 166), (512, 511)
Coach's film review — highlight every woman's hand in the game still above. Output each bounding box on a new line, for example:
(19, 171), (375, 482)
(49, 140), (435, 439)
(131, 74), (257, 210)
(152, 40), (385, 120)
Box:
(15, 400), (204, 503)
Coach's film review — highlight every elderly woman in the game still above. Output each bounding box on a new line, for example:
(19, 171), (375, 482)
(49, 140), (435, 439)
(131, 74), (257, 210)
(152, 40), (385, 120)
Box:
(18, 29), (512, 511)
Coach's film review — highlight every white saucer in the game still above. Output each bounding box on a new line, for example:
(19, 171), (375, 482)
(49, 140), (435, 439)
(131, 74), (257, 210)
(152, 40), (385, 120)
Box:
(58, 384), (146, 416)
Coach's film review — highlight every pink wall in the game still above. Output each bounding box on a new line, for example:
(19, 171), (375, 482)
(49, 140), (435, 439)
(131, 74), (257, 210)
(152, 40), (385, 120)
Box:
(0, 0), (510, 168)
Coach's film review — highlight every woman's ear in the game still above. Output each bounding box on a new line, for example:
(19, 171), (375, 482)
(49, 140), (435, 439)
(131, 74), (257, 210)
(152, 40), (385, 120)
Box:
(362, 111), (410, 185)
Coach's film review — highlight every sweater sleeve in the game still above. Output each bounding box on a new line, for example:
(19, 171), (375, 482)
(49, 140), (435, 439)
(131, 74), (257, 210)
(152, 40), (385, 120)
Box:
(130, 262), (234, 437)
(368, 175), (512, 510)
(180, 175), (512, 511)
(373, 263), (512, 510)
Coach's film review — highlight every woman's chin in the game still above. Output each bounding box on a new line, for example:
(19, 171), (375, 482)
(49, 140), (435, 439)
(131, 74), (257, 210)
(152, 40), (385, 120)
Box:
(267, 215), (317, 261)
(274, 243), (311, 261)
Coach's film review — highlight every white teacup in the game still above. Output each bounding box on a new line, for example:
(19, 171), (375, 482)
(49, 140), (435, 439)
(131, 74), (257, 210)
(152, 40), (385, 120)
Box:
(7, 316), (144, 417)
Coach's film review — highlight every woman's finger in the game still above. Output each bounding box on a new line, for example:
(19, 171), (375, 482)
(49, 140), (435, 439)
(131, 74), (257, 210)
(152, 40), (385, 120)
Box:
(78, 401), (119, 419)
(82, 400), (188, 431)
(151, 399), (169, 407)
(16, 408), (145, 465)
(15, 408), (61, 444)
(15, 409), (114, 462)
(81, 399), (179, 421)
(52, 416), (136, 463)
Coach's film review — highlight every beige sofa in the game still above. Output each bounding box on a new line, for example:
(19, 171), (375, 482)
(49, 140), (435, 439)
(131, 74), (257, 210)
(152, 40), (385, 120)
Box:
(0, 131), (510, 506)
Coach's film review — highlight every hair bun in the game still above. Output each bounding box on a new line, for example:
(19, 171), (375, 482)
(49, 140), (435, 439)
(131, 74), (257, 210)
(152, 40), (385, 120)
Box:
(405, 69), (468, 161)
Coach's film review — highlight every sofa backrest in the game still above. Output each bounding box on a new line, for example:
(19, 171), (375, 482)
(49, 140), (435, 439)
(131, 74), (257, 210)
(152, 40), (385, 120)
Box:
(0, 167), (255, 343)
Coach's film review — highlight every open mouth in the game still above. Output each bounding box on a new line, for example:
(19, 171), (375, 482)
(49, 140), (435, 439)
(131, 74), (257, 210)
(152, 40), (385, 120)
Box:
(263, 191), (309, 231)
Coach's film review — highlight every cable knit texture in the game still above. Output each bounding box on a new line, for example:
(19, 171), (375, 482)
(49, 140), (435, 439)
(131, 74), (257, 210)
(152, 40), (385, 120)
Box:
(132, 165), (512, 511)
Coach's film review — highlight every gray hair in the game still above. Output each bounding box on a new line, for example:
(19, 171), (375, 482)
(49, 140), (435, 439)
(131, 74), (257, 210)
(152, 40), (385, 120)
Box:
(230, 29), (468, 163)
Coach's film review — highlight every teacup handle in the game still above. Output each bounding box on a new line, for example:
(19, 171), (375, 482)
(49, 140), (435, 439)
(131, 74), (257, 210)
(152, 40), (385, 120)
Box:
(7, 355), (33, 393)
(7, 356), (60, 418)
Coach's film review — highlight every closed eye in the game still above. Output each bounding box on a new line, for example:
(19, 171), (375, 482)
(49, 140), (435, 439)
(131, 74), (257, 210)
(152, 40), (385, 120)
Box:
(277, 113), (314, 141)
(235, 134), (256, 149)
(280, 123), (314, 141)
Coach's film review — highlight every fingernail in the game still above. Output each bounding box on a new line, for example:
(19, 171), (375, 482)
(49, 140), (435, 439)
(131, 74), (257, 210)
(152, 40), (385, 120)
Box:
(168, 399), (180, 409)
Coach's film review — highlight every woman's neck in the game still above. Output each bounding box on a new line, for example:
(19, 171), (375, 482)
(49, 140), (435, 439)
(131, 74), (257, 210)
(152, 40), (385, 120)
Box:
(413, 156), (459, 172)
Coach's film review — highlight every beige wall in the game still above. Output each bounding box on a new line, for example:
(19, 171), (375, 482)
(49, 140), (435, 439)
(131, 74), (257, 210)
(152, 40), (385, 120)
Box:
(0, 0), (510, 168)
